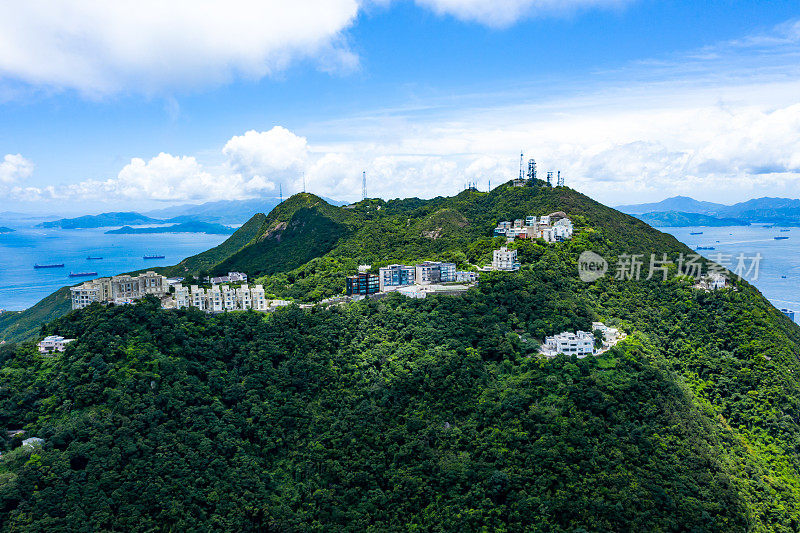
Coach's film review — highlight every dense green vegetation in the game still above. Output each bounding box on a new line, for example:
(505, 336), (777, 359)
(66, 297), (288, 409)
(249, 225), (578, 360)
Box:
(0, 286), (72, 343)
(2, 182), (800, 530)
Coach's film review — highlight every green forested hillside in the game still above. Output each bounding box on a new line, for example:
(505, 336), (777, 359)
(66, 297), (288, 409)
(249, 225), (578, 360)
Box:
(2, 182), (800, 530)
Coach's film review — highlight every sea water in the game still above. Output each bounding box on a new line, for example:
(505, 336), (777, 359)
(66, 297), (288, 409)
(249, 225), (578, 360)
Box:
(659, 224), (800, 321)
(0, 228), (228, 311)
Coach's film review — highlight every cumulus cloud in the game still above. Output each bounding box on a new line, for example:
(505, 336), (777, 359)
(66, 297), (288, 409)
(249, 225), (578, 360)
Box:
(414, 0), (629, 27)
(0, 153), (34, 184)
(0, 0), (361, 95)
(223, 127), (309, 178)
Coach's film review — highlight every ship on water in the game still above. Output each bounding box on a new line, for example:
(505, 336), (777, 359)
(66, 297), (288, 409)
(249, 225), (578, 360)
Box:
(696, 246), (716, 250)
(775, 236), (790, 240)
(689, 231), (703, 235)
(86, 256), (103, 260)
(34, 263), (65, 269)
(143, 253), (165, 259)
(69, 271), (98, 278)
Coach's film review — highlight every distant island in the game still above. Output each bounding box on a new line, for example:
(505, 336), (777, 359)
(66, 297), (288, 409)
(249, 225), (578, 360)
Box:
(618, 195), (800, 226)
(39, 212), (163, 229)
(105, 222), (236, 235)
(0, 226), (14, 234)
(636, 211), (750, 227)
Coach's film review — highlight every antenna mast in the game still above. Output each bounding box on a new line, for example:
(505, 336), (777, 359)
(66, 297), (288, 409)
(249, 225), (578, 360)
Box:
(279, 184), (283, 203)
(302, 172), (306, 193)
(557, 171), (564, 187)
(519, 151), (524, 181)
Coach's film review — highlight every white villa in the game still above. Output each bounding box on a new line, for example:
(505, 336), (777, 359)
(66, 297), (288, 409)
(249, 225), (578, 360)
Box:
(540, 331), (595, 358)
(540, 322), (624, 358)
(491, 247), (520, 271)
(37, 335), (75, 354)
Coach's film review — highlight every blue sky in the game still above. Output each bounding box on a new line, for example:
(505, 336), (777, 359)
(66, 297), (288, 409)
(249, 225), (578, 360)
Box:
(1, 0), (800, 214)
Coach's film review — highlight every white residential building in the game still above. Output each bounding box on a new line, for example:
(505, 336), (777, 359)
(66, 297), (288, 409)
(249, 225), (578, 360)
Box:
(540, 331), (595, 358)
(455, 271), (479, 282)
(172, 283), (283, 313)
(552, 218), (574, 241)
(37, 335), (75, 354)
(71, 271), (169, 310)
(209, 272), (248, 284)
(415, 261), (456, 284)
(492, 247), (520, 271)
(592, 322), (621, 344)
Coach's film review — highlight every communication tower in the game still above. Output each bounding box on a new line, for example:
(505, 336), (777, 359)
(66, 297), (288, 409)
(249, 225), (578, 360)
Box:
(546, 171), (554, 187)
(362, 171), (367, 201)
(557, 171), (564, 187)
(527, 159), (537, 180)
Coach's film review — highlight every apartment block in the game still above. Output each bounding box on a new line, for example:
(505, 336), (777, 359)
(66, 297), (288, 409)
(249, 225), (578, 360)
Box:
(379, 264), (416, 291)
(71, 271), (169, 310)
(415, 261), (456, 285)
(346, 273), (380, 295)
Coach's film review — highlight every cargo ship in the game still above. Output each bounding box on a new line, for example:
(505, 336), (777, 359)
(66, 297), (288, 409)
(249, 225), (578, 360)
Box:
(143, 254), (165, 259)
(695, 246), (716, 250)
(86, 256), (103, 260)
(775, 236), (789, 240)
(34, 263), (65, 269)
(689, 231), (703, 235)
(69, 271), (98, 277)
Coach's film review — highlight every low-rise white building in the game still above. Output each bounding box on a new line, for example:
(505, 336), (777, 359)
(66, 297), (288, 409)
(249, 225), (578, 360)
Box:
(492, 247), (520, 271)
(209, 271), (248, 284)
(540, 331), (595, 358)
(37, 335), (75, 354)
(694, 273), (728, 291)
(455, 271), (479, 282)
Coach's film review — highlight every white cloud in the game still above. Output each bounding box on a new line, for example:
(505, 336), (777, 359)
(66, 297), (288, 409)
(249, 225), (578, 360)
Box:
(223, 127), (309, 178)
(0, 153), (34, 184)
(0, 0), (637, 95)
(414, 0), (628, 27)
(0, 0), (361, 95)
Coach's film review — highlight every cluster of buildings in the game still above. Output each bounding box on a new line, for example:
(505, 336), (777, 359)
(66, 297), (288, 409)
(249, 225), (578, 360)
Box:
(172, 283), (290, 313)
(347, 261), (478, 296)
(539, 322), (623, 358)
(71, 271), (169, 310)
(494, 213), (574, 243)
(37, 335), (75, 354)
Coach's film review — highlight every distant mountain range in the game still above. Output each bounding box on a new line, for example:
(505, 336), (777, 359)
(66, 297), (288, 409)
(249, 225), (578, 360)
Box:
(617, 196), (800, 226)
(37, 196), (348, 230)
(635, 211), (750, 227)
(144, 196), (347, 225)
(105, 222), (236, 235)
